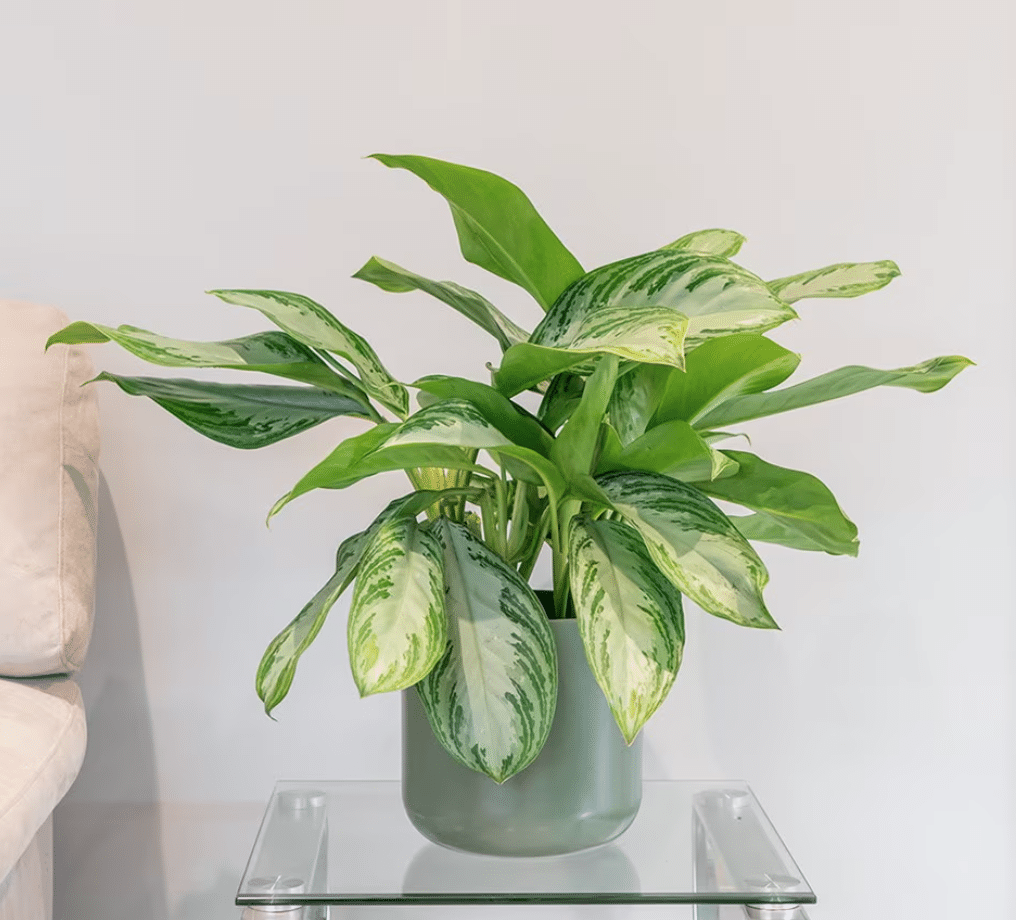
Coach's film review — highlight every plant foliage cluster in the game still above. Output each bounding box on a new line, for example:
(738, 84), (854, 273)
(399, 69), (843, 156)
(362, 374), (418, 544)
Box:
(50, 155), (971, 782)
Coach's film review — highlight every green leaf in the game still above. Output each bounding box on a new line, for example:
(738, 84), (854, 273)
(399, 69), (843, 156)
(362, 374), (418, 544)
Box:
(569, 516), (684, 743)
(662, 228), (746, 258)
(607, 365), (670, 446)
(495, 304), (688, 396)
(269, 425), (492, 519)
(348, 517), (446, 696)
(538, 372), (585, 433)
(256, 490), (463, 714)
(416, 519), (558, 782)
(551, 355), (619, 482)
(370, 153), (584, 310)
(654, 334), (800, 427)
(767, 260), (900, 303)
(92, 372), (375, 449)
(697, 356), (974, 429)
(695, 451), (859, 556)
(728, 513), (838, 553)
(352, 256), (529, 351)
(597, 471), (776, 629)
(531, 249), (797, 355)
(611, 420), (739, 481)
(412, 376), (553, 455)
(47, 323), (369, 398)
(208, 289), (409, 418)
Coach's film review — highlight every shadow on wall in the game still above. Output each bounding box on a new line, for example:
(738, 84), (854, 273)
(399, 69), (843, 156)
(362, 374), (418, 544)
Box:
(54, 474), (169, 920)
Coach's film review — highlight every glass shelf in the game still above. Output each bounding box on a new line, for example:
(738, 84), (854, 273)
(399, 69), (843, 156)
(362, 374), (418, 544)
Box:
(236, 780), (813, 915)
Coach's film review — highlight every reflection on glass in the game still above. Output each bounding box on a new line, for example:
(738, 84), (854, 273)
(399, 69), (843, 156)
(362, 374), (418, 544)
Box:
(403, 842), (641, 895)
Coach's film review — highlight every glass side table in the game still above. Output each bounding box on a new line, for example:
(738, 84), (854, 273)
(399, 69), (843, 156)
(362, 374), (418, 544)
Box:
(237, 781), (814, 919)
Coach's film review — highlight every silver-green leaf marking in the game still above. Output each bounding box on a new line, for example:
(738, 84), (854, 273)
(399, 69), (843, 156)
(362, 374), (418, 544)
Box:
(531, 250), (797, 354)
(348, 517), (446, 696)
(416, 519), (557, 783)
(569, 516), (684, 743)
(597, 471), (776, 629)
(208, 289), (409, 418)
(767, 260), (900, 303)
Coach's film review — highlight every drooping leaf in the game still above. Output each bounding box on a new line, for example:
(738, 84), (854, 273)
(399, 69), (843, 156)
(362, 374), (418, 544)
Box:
(412, 376), (553, 455)
(348, 517), (446, 696)
(569, 516), (684, 743)
(256, 490), (469, 714)
(495, 304), (688, 396)
(268, 423), (399, 518)
(696, 356), (974, 429)
(662, 228), (746, 258)
(609, 420), (739, 481)
(47, 323), (370, 398)
(695, 451), (859, 556)
(92, 373), (375, 449)
(767, 260), (900, 303)
(208, 289), (409, 418)
(415, 519), (558, 782)
(597, 471), (776, 629)
(551, 355), (619, 482)
(352, 256), (529, 350)
(530, 249), (797, 355)
(370, 153), (584, 310)
(653, 334), (800, 427)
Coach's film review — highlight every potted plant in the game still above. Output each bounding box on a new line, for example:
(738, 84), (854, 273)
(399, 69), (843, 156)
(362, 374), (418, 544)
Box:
(50, 154), (971, 856)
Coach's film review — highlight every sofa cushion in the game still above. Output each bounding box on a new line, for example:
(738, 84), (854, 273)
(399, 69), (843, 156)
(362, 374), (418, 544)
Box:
(0, 301), (99, 677)
(0, 678), (86, 885)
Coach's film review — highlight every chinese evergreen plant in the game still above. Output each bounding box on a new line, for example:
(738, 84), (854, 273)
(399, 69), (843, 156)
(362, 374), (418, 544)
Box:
(50, 154), (971, 782)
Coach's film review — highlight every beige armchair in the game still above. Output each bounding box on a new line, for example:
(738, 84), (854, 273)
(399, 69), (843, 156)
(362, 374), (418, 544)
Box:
(0, 300), (99, 919)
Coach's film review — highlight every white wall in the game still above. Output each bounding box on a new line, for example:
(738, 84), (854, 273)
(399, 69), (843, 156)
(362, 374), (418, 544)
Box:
(3, 1), (1013, 917)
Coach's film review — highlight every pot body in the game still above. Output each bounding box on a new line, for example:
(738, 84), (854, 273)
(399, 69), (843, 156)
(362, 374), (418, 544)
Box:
(402, 618), (642, 857)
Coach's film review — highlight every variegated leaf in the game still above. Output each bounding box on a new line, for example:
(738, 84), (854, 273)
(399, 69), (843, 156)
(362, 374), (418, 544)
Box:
(256, 489), (460, 714)
(47, 323), (368, 398)
(353, 256), (529, 350)
(531, 250), (797, 354)
(416, 519), (558, 782)
(413, 375), (553, 456)
(597, 471), (776, 629)
(767, 260), (900, 303)
(382, 398), (512, 451)
(607, 365), (670, 446)
(208, 289), (409, 418)
(495, 304), (688, 396)
(569, 516), (684, 743)
(696, 355), (974, 429)
(695, 451), (859, 556)
(369, 154), (584, 310)
(653, 334), (800, 427)
(93, 373), (375, 449)
(348, 517), (446, 696)
(662, 228), (746, 258)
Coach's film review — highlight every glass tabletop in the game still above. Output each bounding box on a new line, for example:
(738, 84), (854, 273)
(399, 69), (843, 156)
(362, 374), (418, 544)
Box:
(236, 780), (813, 911)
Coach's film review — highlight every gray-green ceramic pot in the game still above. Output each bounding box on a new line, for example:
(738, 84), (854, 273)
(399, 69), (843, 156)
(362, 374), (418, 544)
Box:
(401, 608), (642, 857)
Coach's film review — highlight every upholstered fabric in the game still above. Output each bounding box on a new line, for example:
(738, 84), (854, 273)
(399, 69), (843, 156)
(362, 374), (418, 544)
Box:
(0, 679), (86, 887)
(0, 301), (100, 677)
(0, 816), (51, 920)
